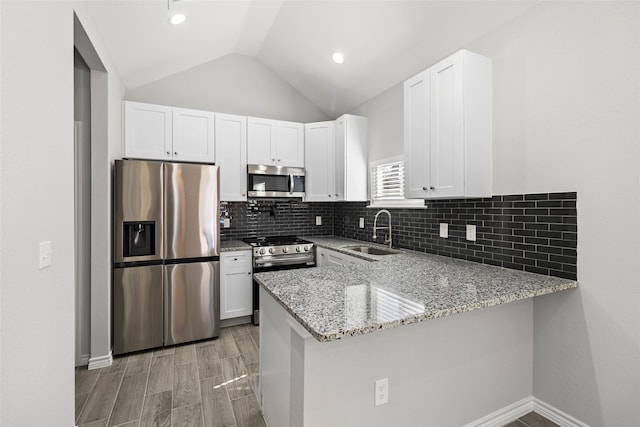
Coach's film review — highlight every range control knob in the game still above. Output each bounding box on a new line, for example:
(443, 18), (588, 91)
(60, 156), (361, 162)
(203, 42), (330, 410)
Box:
(259, 248), (266, 255)
(282, 247), (289, 253)
(296, 246), (302, 252)
(268, 247), (275, 254)
(303, 245), (310, 252)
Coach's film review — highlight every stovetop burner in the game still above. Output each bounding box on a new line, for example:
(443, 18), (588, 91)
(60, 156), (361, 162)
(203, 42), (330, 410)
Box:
(242, 235), (311, 247)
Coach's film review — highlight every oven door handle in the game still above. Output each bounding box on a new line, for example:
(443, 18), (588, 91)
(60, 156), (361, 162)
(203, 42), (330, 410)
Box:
(254, 255), (314, 266)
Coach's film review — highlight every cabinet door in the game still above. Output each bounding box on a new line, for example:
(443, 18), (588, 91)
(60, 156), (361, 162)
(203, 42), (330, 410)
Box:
(304, 122), (335, 201)
(403, 70), (431, 198)
(172, 107), (215, 163)
(340, 115), (368, 201)
(429, 52), (464, 198)
(220, 251), (253, 320)
(247, 117), (277, 165)
(123, 101), (172, 161)
(216, 114), (247, 201)
(276, 121), (304, 167)
(334, 117), (346, 201)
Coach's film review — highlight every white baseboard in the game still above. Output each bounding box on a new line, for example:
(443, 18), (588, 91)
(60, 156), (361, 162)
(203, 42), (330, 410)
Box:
(533, 398), (590, 427)
(464, 396), (590, 427)
(88, 352), (112, 370)
(463, 397), (534, 427)
(77, 353), (90, 367)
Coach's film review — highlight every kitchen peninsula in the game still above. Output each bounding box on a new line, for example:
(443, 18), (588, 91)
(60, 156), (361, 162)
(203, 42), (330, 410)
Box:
(255, 237), (578, 427)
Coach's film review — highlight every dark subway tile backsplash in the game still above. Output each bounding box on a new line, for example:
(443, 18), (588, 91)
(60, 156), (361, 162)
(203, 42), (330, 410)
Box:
(220, 200), (334, 241)
(220, 192), (577, 280)
(333, 192), (577, 280)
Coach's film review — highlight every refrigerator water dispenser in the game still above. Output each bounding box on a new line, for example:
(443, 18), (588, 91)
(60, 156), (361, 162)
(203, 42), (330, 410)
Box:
(123, 221), (155, 257)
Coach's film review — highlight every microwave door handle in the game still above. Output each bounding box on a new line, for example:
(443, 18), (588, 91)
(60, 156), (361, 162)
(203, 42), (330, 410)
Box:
(289, 174), (294, 194)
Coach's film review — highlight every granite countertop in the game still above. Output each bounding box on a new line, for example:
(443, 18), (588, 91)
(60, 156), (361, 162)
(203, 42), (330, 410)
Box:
(254, 236), (578, 342)
(220, 240), (251, 252)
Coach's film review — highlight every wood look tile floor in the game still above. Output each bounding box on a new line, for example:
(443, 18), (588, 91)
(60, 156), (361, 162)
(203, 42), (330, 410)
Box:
(75, 324), (264, 427)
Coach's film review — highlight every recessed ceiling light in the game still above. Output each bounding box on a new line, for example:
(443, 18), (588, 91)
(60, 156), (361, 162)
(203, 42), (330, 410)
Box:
(170, 13), (186, 25)
(332, 52), (344, 64)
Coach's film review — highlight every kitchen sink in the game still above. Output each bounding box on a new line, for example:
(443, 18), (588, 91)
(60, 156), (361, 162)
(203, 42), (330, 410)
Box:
(343, 245), (401, 256)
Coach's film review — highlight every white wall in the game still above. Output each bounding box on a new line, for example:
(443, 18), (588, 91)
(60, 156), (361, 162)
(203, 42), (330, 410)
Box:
(0, 2), (124, 424)
(352, 2), (640, 425)
(126, 53), (329, 123)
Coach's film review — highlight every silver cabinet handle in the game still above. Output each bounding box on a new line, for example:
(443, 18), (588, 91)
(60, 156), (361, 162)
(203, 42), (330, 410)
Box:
(247, 272), (251, 275)
(430, 186), (435, 190)
(167, 151), (171, 155)
(174, 152), (178, 156)
(242, 193), (246, 197)
(328, 194), (332, 197)
(422, 186), (428, 191)
(272, 158), (276, 162)
(277, 158), (281, 162)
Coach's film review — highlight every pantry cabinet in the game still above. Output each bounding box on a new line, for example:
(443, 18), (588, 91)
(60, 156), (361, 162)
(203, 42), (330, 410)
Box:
(404, 50), (492, 199)
(304, 114), (368, 202)
(220, 250), (253, 320)
(247, 117), (304, 167)
(215, 113), (247, 201)
(123, 101), (215, 163)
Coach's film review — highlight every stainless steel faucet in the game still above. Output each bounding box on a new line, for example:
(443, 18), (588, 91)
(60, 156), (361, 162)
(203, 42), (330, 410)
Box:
(373, 209), (392, 248)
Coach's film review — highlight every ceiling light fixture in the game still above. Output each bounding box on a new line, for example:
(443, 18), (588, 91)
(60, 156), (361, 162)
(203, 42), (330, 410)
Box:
(332, 52), (344, 64)
(167, 0), (186, 25)
(169, 13), (186, 25)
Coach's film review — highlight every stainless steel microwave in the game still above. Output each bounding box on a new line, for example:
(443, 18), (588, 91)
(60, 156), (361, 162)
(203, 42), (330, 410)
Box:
(247, 164), (305, 198)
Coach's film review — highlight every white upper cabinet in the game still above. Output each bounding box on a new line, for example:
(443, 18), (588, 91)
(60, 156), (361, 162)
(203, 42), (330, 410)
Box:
(123, 101), (215, 164)
(305, 115), (368, 202)
(335, 114), (368, 202)
(123, 101), (172, 161)
(247, 117), (304, 167)
(404, 50), (492, 199)
(215, 113), (247, 201)
(304, 121), (335, 202)
(172, 107), (215, 163)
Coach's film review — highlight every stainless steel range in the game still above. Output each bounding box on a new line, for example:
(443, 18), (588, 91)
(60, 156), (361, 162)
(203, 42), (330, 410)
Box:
(242, 235), (315, 324)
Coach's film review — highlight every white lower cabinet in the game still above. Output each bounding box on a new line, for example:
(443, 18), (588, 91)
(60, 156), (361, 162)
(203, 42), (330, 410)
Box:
(316, 247), (368, 267)
(220, 251), (253, 320)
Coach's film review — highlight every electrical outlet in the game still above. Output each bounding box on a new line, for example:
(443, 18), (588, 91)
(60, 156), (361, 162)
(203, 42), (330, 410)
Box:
(466, 224), (477, 241)
(439, 223), (448, 238)
(316, 216), (322, 226)
(223, 218), (231, 228)
(359, 218), (365, 228)
(39, 241), (52, 269)
(374, 378), (389, 406)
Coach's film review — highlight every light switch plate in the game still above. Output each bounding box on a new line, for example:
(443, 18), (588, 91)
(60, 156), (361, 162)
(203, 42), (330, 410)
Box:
(359, 218), (365, 228)
(316, 216), (322, 226)
(439, 223), (448, 238)
(223, 218), (231, 228)
(39, 241), (52, 269)
(466, 224), (477, 241)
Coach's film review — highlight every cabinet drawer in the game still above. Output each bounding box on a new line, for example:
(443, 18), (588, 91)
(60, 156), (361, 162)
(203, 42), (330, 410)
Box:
(221, 251), (251, 266)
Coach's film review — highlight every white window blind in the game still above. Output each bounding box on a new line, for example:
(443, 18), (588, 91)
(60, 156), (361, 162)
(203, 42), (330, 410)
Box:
(369, 157), (425, 208)
(371, 160), (405, 201)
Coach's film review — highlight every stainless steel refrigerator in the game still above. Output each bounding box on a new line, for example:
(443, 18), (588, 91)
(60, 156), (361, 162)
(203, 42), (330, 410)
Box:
(113, 159), (220, 355)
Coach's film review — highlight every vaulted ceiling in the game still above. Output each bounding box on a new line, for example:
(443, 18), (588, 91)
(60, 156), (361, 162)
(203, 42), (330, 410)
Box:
(86, 0), (536, 117)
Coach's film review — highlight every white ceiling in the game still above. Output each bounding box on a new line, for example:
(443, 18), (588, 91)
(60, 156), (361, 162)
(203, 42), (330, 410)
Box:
(86, 0), (536, 117)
